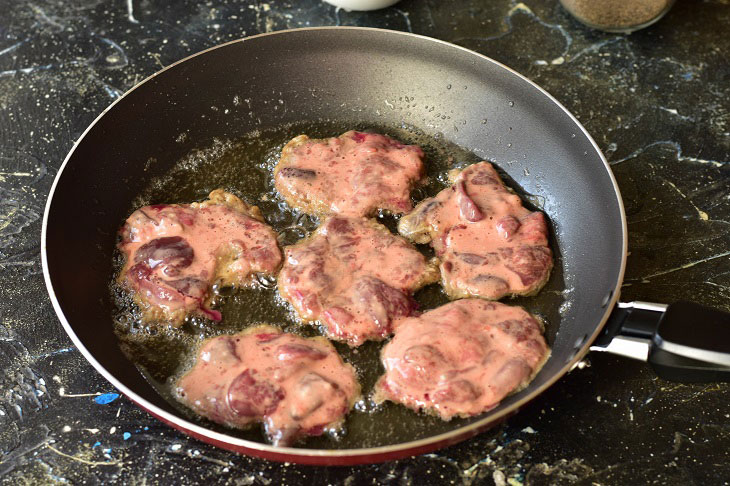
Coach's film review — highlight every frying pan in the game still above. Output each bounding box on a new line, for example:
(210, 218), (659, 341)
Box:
(41, 27), (730, 465)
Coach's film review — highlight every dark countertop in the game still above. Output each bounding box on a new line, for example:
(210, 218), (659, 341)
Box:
(1, 0), (729, 484)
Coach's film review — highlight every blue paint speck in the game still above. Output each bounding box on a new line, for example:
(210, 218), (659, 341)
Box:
(143, 426), (149, 431)
(681, 72), (694, 80)
(94, 393), (120, 405)
(123, 432), (131, 440)
(103, 448), (112, 454)
(92, 441), (101, 449)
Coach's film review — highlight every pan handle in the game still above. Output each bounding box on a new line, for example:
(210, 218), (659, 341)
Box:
(590, 301), (730, 382)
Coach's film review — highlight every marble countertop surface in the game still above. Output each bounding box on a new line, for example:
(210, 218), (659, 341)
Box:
(1, 0), (728, 484)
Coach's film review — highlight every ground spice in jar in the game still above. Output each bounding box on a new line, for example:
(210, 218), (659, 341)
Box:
(560, 0), (675, 33)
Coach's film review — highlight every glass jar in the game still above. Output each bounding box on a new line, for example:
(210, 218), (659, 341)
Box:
(559, 0), (676, 34)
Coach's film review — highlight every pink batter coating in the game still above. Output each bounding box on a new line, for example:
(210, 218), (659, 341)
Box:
(278, 217), (439, 347)
(175, 325), (360, 446)
(398, 162), (553, 300)
(274, 131), (425, 217)
(118, 189), (282, 325)
(375, 299), (549, 420)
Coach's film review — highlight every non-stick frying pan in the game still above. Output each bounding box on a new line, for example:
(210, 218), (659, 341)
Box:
(41, 27), (730, 465)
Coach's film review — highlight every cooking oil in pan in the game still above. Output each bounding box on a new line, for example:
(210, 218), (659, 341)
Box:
(111, 120), (566, 449)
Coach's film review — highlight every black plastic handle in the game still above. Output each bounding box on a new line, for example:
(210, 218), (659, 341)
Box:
(595, 301), (730, 382)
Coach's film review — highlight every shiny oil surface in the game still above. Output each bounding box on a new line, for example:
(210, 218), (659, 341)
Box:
(111, 120), (566, 448)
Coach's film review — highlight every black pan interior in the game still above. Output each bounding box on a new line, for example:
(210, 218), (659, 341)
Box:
(44, 28), (624, 449)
